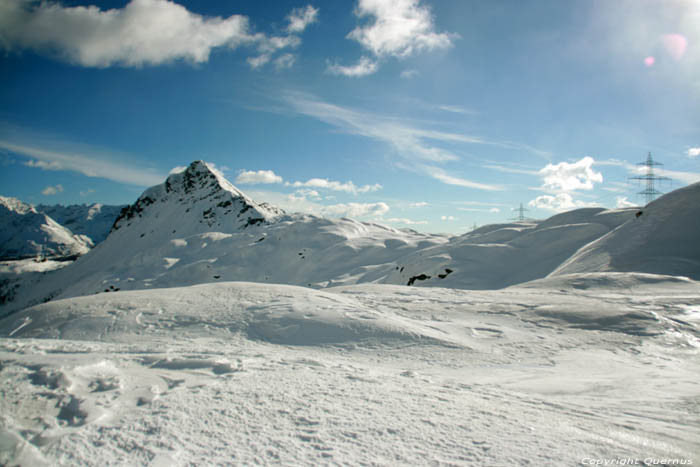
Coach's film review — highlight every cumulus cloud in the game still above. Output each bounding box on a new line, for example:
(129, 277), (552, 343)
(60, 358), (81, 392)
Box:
(348, 0), (455, 58)
(616, 196), (637, 208)
(687, 147), (700, 158)
(0, 0), (314, 68)
(441, 215), (456, 221)
(235, 169), (283, 185)
(287, 178), (382, 195)
(274, 53), (296, 70)
(326, 56), (378, 77)
(41, 184), (64, 195)
(327, 0), (455, 76)
(321, 202), (389, 218)
(539, 156), (603, 192)
(528, 193), (599, 212)
(286, 5), (319, 33)
(247, 54), (271, 69)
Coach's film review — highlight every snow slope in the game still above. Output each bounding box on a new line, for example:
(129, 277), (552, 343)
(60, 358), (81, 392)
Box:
(37, 203), (126, 245)
(552, 182), (700, 280)
(0, 196), (91, 260)
(1, 275), (698, 465)
(1, 161), (644, 315)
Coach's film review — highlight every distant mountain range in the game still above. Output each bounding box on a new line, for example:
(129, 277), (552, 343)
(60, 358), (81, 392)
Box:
(3, 159), (698, 317)
(0, 196), (125, 261)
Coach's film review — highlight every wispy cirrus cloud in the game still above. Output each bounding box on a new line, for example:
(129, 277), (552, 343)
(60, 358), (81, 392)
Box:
(282, 92), (515, 191)
(328, 0), (456, 76)
(0, 136), (164, 186)
(0, 0), (317, 69)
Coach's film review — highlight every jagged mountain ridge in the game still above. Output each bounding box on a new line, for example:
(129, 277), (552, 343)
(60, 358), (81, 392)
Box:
(0, 196), (91, 260)
(110, 160), (284, 237)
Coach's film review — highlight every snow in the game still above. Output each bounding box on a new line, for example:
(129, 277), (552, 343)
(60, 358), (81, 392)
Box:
(1, 164), (699, 465)
(552, 182), (700, 280)
(1, 276), (698, 465)
(0, 196), (91, 260)
(37, 203), (126, 245)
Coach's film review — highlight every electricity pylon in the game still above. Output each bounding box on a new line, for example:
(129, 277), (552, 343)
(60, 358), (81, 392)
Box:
(511, 203), (528, 222)
(630, 152), (670, 205)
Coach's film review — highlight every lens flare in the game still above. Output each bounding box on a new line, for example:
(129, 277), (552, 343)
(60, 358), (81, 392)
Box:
(662, 34), (688, 61)
(644, 56), (655, 67)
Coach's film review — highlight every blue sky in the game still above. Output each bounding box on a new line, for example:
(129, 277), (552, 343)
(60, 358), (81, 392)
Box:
(1, 0), (699, 233)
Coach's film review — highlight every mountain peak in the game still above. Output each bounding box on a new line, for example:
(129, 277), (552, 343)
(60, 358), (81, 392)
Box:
(110, 160), (284, 235)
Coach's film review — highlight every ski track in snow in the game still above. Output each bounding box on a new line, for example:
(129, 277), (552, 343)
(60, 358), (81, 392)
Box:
(1, 278), (699, 466)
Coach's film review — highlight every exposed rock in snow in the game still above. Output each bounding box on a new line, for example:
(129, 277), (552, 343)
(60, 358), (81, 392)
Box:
(0, 196), (91, 260)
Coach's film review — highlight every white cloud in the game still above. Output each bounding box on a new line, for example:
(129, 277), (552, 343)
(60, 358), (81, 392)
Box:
(441, 215), (456, 221)
(235, 169), (283, 185)
(247, 54), (271, 69)
(483, 164), (539, 176)
(0, 0), (313, 68)
(1, 139), (164, 186)
(283, 93), (514, 191)
(321, 202), (389, 218)
(274, 53), (296, 70)
(80, 188), (95, 197)
(41, 184), (64, 195)
(286, 5), (319, 33)
(408, 201), (428, 208)
(326, 56), (378, 77)
(438, 105), (476, 115)
(489, 208), (500, 213)
(348, 0), (455, 58)
(287, 178), (382, 195)
(615, 196), (637, 208)
(423, 166), (503, 191)
(528, 193), (599, 212)
(168, 165), (187, 175)
(385, 217), (428, 225)
(400, 69), (418, 79)
(687, 147), (700, 158)
(539, 156), (603, 192)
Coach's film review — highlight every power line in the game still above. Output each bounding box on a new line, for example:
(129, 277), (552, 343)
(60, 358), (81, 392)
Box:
(629, 152), (670, 205)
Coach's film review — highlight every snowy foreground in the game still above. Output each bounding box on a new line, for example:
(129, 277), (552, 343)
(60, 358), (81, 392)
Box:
(1, 273), (699, 466)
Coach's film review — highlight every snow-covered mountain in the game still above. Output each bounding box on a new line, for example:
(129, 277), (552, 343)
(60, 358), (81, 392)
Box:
(0, 196), (91, 260)
(3, 161), (699, 315)
(551, 181), (700, 280)
(37, 203), (126, 245)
